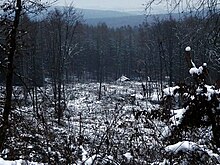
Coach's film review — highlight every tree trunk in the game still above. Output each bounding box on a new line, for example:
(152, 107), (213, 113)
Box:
(0, 0), (22, 151)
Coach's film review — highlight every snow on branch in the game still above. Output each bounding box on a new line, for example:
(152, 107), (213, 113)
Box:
(163, 86), (180, 96)
(189, 63), (207, 76)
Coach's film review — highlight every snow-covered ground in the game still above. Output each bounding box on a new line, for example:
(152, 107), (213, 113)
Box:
(0, 80), (219, 164)
(0, 81), (161, 164)
(0, 158), (45, 165)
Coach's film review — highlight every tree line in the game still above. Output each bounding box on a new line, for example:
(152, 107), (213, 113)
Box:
(1, 6), (219, 88)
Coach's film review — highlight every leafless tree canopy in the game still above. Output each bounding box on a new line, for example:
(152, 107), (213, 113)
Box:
(145, 0), (220, 15)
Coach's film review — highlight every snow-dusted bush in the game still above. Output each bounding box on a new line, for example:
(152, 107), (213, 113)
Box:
(157, 47), (220, 164)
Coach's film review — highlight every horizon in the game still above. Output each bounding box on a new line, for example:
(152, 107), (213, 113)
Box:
(55, 0), (145, 11)
(53, 0), (168, 13)
(51, 0), (211, 14)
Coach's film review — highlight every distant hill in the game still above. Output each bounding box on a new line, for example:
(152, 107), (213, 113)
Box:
(79, 8), (189, 27)
(29, 7), (192, 28)
(79, 8), (146, 27)
(77, 8), (134, 19)
(85, 15), (146, 27)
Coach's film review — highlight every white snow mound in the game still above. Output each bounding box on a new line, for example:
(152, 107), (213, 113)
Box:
(185, 46), (191, 51)
(165, 141), (199, 153)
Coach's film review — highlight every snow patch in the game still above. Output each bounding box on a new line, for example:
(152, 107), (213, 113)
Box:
(84, 155), (101, 165)
(189, 66), (203, 75)
(123, 152), (133, 161)
(0, 158), (45, 165)
(196, 85), (220, 101)
(165, 141), (199, 153)
(170, 108), (187, 125)
(80, 145), (88, 161)
(163, 86), (180, 96)
(185, 46), (191, 51)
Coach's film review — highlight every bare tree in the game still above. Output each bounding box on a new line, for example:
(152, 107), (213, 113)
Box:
(0, 0), (53, 152)
(44, 5), (81, 124)
(94, 23), (109, 100)
(145, 0), (220, 79)
(145, 0), (219, 14)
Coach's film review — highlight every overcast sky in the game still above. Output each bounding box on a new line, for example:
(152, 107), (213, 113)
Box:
(53, 0), (205, 14)
(55, 0), (147, 11)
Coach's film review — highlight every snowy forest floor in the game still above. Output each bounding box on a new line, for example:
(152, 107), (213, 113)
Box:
(0, 81), (219, 164)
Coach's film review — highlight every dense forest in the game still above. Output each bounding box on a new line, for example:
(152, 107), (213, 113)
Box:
(0, 0), (220, 164)
(1, 5), (220, 86)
